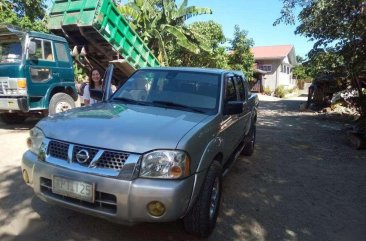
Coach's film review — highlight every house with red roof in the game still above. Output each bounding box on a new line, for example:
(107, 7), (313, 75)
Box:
(251, 45), (297, 91)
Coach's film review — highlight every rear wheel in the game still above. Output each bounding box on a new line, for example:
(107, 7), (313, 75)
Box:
(0, 113), (27, 124)
(48, 93), (75, 116)
(241, 125), (256, 156)
(183, 161), (222, 237)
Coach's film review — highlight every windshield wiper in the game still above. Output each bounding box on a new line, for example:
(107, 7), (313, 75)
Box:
(112, 97), (150, 106)
(152, 100), (205, 113)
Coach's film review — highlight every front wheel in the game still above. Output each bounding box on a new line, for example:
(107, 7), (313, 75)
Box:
(241, 125), (256, 156)
(183, 161), (222, 237)
(0, 113), (27, 124)
(48, 93), (75, 116)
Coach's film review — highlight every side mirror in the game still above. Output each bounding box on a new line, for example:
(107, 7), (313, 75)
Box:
(28, 41), (36, 55)
(223, 101), (243, 115)
(90, 89), (103, 101)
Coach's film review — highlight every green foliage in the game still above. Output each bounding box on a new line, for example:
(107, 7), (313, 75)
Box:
(118, 0), (212, 65)
(288, 86), (298, 94)
(277, 0), (366, 115)
(74, 63), (87, 83)
(168, 21), (229, 68)
(296, 55), (305, 63)
(274, 85), (287, 98)
(292, 65), (310, 80)
(0, 0), (47, 32)
(228, 25), (255, 78)
(263, 86), (272, 95)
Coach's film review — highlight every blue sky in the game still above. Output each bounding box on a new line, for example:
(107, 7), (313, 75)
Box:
(186, 0), (314, 58)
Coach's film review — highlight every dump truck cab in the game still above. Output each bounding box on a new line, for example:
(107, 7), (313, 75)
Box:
(0, 25), (77, 124)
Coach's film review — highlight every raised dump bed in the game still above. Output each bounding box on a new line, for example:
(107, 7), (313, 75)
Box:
(48, 0), (160, 82)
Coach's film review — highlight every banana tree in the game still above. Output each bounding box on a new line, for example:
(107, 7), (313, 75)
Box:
(118, 0), (212, 65)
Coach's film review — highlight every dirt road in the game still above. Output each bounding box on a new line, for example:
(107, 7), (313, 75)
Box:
(0, 96), (365, 241)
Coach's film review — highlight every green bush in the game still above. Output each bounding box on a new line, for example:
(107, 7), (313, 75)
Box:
(263, 86), (272, 95)
(274, 85), (287, 98)
(288, 87), (298, 94)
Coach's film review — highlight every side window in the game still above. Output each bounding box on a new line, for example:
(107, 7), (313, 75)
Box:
(225, 76), (237, 101)
(55, 42), (69, 62)
(234, 76), (245, 101)
(29, 39), (42, 60)
(28, 39), (54, 61)
(44, 41), (54, 61)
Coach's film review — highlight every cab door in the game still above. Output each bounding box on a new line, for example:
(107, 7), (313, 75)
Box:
(25, 38), (57, 101)
(219, 73), (242, 157)
(53, 41), (73, 84)
(233, 74), (251, 138)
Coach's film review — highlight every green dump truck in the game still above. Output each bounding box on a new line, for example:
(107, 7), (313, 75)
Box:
(0, 0), (159, 124)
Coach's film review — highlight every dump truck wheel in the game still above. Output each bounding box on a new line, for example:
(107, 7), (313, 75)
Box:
(49, 93), (75, 116)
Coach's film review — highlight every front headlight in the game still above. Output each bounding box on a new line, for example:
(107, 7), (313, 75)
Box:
(140, 150), (190, 179)
(27, 127), (45, 155)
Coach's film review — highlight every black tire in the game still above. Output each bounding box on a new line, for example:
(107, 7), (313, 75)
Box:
(48, 93), (75, 116)
(241, 125), (256, 156)
(0, 113), (27, 124)
(183, 161), (222, 238)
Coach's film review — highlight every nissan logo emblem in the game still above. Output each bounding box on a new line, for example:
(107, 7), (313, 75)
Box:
(76, 149), (90, 164)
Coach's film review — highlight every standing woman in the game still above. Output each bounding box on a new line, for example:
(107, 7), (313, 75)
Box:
(83, 68), (103, 105)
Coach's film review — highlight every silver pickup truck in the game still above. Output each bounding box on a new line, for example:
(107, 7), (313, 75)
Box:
(21, 66), (259, 237)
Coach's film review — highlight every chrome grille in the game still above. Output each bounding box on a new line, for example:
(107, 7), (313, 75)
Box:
(0, 80), (9, 95)
(97, 151), (128, 170)
(72, 145), (99, 166)
(47, 140), (129, 171)
(48, 140), (69, 161)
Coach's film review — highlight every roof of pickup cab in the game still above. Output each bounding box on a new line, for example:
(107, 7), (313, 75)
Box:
(141, 67), (240, 75)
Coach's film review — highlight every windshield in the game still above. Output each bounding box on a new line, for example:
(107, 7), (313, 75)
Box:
(0, 35), (23, 63)
(112, 69), (221, 114)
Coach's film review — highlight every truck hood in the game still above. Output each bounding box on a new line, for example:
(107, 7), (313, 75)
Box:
(0, 64), (23, 78)
(37, 102), (208, 153)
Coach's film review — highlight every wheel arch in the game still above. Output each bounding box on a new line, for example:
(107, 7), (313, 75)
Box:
(48, 85), (78, 102)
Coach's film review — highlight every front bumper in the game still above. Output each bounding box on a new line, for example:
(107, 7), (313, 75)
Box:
(0, 97), (28, 112)
(21, 151), (195, 224)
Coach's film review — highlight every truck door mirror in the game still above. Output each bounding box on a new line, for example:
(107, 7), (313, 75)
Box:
(223, 101), (243, 115)
(28, 41), (36, 55)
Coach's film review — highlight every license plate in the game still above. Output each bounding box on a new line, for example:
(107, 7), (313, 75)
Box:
(52, 176), (95, 203)
(7, 101), (14, 107)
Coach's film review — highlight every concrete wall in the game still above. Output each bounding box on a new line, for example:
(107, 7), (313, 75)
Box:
(257, 58), (295, 91)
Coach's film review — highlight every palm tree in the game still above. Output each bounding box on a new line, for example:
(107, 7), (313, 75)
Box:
(118, 0), (212, 65)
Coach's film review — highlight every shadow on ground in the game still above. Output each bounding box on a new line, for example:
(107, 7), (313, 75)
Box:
(1, 98), (365, 241)
(0, 118), (41, 131)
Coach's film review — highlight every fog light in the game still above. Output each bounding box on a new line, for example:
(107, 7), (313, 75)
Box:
(23, 169), (29, 183)
(147, 201), (166, 217)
